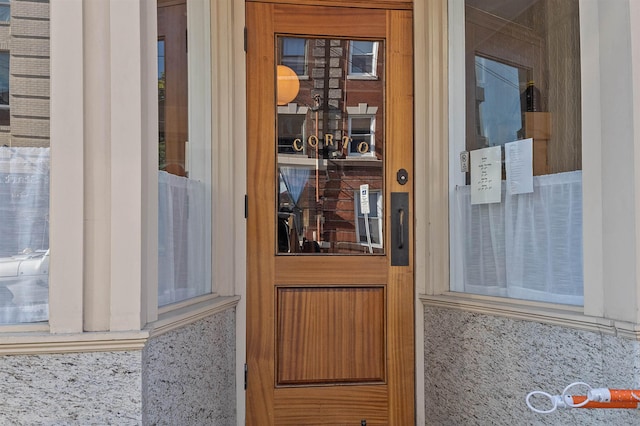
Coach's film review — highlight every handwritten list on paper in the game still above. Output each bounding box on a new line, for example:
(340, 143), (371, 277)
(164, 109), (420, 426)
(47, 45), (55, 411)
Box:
(505, 138), (533, 195)
(471, 146), (502, 205)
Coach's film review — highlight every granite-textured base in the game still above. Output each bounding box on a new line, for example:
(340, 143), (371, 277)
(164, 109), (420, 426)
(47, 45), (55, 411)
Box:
(424, 306), (640, 425)
(0, 351), (142, 425)
(142, 308), (236, 425)
(0, 308), (236, 425)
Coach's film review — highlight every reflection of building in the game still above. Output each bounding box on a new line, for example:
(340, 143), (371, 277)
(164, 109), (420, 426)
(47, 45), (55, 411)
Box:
(277, 38), (385, 253)
(278, 38), (384, 159)
(0, 0), (49, 147)
(0, 2), (50, 324)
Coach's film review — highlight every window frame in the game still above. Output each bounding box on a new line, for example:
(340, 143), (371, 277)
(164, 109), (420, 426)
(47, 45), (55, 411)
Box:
(277, 104), (309, 155)
(348, 40), (379, 79)
(150, 0), (241, 330)
(416, 0), (640, 331)
(447, 0), (585, 307)
(0, 0), (243, 349)
(155, 0), (214, 311)
(347, 114), (376, 157)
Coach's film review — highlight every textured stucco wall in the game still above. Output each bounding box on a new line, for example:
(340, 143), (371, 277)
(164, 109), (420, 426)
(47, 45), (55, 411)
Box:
(142, 308), (236, 425)
(424, 305), (640, 425)
(0, 351), (142, 424)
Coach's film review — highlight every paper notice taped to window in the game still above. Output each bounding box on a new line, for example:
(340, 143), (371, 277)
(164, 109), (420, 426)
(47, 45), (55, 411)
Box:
(471, 146), (502, 205)
(505, 138), (533, 195)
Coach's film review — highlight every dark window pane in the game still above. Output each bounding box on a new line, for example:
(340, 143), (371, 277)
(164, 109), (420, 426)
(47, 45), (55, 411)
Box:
(350, 41), (375, 74)
(0, 4), (9, 22)
(282, 38), (306, 75)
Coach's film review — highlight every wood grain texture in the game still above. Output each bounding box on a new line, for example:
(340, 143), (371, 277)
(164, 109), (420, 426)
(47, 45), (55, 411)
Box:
(277, 286), (385, 384)
(273, 3), (386, 38)
(275, 256), (387, 284)
(248, 0), (411, 10)
(385, 9), (416, 426)
(246, 2), (276, 424)
(246, 3), (414, 424)
(274, 386), (389, 425)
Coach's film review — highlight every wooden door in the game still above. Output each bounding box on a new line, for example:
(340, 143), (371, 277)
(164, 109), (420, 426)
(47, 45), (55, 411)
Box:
(246, 2), (414, 424)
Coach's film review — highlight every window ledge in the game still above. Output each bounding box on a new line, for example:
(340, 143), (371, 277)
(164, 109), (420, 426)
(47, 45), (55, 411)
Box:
(0, 297), (241, 355)
(148, 295), (240, 338)
(0, 330), (150, 355)
(347, 75), (378, 80)
(419, 292), (640, 340)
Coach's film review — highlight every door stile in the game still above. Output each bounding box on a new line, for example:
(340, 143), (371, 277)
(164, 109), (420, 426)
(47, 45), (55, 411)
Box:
(385, 9), (415, 425)
(246, 2), (276, 424)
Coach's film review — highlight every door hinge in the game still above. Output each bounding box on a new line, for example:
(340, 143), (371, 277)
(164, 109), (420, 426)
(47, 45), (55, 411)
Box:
(244, 27), (247, 52)
(244, 194), (248, 219)
(244, 363), (248, 390)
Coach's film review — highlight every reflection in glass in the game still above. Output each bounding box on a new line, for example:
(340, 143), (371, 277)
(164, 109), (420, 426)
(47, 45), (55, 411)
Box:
(474, 56), (525, 147)
(465, 0), (582, 176)
(281, 38), (307, 76)
(0, 0), (9, 23)
(0, 0), (48, 323)
(157, 39), (166, 169)
(355, 189), (383, 248)
(276, 37), (384, 255)
(0, 52), (9, 126)
(157, 0), (212, 306)
(349, 40), (378, 77)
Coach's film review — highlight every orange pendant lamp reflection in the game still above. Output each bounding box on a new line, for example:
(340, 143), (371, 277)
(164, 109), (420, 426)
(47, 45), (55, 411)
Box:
(277, 65), (300, 106)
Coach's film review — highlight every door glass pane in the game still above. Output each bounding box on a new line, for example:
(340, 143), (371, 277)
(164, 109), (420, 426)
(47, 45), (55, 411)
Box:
(276, 37), (384, 255)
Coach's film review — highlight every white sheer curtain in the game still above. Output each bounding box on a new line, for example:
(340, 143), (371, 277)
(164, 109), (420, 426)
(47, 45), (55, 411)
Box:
(158, 171), (209, 306)
(452, 171), (583, 305)
(0, 147), (50, 324)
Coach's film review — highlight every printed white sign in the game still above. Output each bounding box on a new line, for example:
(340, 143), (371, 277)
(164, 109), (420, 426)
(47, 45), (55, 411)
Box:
(471, 146), (502, 205)
(359, 184), (370, 215)
(505, 138), (534, 195)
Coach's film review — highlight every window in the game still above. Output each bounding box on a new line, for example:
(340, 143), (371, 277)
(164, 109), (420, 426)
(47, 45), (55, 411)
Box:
(0, 51), (9, 126)
(280, 37), (307, 76)
(277, 112), (307, 154)
(157, 0), (212, 307)
(450, 0), (583, 305)
(354, 189), (383, 249)
(474, 55), (526, 148)
(157, 39), (165, 168)
(348, 115), (375, 157)
(348, 40), (378, 78)
(0, 0), (10, 22)
(0, 148), (49, 324)
(275, 37), (385, 255)
(0, 0), (48, 325)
